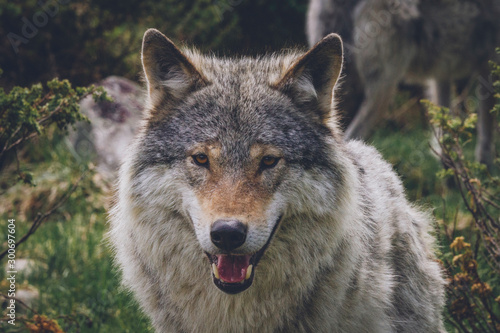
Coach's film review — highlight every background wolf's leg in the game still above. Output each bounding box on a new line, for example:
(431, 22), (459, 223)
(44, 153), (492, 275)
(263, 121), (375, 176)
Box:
(344, 77), (398, 140)
(436, 80), (450, 108)
(428, 80), (452, 169)
(453, 77), (470, 117)
(475, 67), (496, 167)
(306, 0), (365, 128)
(345, 0), (414, 141)
(431, 80), (451, 140)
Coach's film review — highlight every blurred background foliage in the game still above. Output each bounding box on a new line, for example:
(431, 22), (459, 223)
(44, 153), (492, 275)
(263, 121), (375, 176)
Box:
(0, 0), (307, 89)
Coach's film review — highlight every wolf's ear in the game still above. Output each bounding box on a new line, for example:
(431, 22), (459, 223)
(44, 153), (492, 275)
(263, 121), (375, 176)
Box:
(142, 29), (208, 107)
(274, 34), (343, 121)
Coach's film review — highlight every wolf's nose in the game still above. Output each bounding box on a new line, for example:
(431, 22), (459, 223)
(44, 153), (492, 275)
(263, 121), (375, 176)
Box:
(210, 220), (247, 251)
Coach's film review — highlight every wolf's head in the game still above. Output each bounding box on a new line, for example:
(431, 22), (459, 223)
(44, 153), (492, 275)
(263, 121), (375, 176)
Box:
(132, 29), (344, 294)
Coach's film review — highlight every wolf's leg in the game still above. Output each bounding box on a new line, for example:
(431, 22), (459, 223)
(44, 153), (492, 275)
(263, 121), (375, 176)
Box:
(436, 80), (450, 108)
(344, 0), (414, 141)
(426, 80), (450, 163)
(427, 80), (459, 174)
(306, 0), (365, 127)
(475, 68), (496, 167)
(306, 0), (326, 46)
(433, 80), (451, 140)
(344, 79), (398, 140)
(453, 77), (470, 117)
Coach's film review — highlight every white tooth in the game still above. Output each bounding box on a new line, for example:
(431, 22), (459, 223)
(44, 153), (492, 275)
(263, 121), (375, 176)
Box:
(245, 265), (253, 280)
(212, 263), (220, 279)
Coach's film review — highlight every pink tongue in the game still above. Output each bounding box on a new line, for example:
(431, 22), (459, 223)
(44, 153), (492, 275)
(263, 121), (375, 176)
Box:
(216, 255), (251, 283)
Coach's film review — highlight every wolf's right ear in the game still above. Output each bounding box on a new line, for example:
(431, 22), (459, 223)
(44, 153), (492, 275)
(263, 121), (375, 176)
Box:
(274, 34), (343, 122)
(142, 29), (208, 109)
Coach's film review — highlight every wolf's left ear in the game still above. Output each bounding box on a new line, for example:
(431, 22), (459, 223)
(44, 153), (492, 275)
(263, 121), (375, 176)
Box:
(142, 29), (208, 108)
(274, 34), (343, 121)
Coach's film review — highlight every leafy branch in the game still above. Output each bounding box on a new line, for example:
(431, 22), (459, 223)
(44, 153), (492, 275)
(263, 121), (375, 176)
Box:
(0, 77), (109, 171)
(423, 48), (500, 332)
(0, 74), (110, 259)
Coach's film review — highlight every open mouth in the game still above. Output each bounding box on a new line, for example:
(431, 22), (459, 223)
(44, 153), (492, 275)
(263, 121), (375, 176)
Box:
(205, 215), (282, 294)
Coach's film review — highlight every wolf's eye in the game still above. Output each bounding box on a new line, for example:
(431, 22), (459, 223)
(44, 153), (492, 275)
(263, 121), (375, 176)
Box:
(261, 156), (280, 169)
(192, 154), (209, 167)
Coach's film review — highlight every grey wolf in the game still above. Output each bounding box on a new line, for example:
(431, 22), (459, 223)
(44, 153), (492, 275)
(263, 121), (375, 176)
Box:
(109, 29), (445, 332)
(308, 0), (500, 166)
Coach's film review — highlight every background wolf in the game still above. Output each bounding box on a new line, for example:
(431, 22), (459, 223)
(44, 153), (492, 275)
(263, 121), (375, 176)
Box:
(307, 0), (500, 166)
(109, 29), (445, 332)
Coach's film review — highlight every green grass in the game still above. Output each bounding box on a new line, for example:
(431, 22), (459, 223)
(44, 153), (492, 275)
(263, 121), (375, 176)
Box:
(0, 135), (152, 332)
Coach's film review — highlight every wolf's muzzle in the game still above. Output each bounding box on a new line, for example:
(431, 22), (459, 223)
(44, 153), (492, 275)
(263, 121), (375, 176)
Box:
(206, 215), (283, 294)
(210, 220), (247, 251)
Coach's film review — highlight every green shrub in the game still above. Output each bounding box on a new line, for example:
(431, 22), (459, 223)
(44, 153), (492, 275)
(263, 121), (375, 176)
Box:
(423, 50), (500, 332)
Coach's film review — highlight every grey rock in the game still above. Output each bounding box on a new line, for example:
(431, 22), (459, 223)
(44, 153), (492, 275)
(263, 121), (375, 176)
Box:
(70, 76), (144, 179)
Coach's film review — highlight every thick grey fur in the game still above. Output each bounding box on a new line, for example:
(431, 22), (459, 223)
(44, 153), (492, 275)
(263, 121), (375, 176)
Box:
(109, 29), (446, 332)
